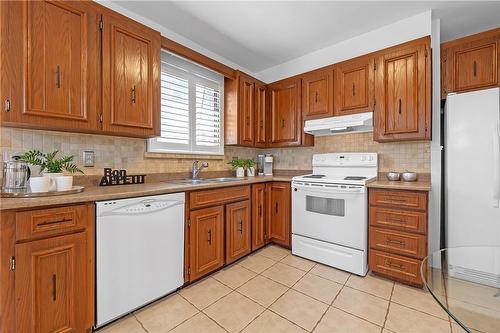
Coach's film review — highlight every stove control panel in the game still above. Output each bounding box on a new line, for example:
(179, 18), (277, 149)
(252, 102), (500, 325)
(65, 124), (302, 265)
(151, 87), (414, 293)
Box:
(312, 153), (378, 167)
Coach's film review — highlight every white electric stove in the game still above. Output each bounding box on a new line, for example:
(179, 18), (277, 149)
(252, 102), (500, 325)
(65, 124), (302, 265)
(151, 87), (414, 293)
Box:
(291, 152), (378, 276)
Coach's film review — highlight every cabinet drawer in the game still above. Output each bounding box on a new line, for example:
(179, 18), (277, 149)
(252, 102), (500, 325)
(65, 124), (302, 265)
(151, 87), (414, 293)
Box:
(190, 185), (250, 210)
(369, 227), (426, 259)
(16, 205), (89, 241)
(369, 249), (423, 286)
(369, 207), (427, 234)
(369, 189), (427, 211)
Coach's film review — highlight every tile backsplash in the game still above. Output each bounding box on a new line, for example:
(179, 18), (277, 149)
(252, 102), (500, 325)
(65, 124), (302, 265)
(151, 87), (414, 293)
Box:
(0, 128), (430, 176)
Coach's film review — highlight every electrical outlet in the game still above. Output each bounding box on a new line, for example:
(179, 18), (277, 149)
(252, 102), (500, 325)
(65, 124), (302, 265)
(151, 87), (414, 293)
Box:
(83, 151), (95, 167)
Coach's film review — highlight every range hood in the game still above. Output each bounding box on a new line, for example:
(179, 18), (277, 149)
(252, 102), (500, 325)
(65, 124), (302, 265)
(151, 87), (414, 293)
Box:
(304, 112), (373, 136)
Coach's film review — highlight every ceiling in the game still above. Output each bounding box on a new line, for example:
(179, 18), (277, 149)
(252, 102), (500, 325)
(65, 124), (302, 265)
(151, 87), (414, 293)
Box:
(112, 1), (500, 73)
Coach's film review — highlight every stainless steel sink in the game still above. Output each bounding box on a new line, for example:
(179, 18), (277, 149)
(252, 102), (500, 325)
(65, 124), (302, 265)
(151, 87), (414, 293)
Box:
(165, 177), (242, 185)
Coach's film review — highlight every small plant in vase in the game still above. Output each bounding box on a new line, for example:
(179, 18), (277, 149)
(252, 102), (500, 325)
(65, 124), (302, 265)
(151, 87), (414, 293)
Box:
(244, 159), (256, 177)
(228, 158), (246, 177)
(20, 150), (83, 191)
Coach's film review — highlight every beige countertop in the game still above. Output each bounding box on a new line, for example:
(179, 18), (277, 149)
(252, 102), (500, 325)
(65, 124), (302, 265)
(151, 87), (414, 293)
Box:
(367, 174), (431, 192)
(0, 175), (294, 211)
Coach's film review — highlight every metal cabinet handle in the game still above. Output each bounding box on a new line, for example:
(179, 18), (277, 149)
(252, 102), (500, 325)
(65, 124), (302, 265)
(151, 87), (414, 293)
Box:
(56, 65), (61, 88)
(37, 218), (72, 227)
(52, 273), (57, 301)
(207, 229), (212, 245)
(315, 92), (318, 103)
(352, 83), (355, 96)
(387, 217), (405, 223)
(258, 204), (262, 217)
(246, 116), (250, 126)
(260, 120), (264, 128)
(239, 220), (243, 234)
(398, 99), (402, 114)
(275, 202), (278, 214)
(131, 85), (136, 103)
(386, 238), (405, 246)
(281, 119), (285, 128)
(385, 260), (404, 270)
(473, 61), (477, 77)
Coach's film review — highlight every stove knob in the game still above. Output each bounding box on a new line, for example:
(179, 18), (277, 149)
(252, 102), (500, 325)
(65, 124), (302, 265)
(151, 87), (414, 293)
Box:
(294, 188), (297, 192)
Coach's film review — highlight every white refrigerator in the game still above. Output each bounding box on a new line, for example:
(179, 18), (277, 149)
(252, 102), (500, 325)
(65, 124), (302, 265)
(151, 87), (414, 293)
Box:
(445, 87), (500, 287)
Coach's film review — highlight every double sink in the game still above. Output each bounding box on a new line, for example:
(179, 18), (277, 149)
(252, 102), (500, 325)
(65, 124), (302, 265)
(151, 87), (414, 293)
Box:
(166, 177), (243, 185)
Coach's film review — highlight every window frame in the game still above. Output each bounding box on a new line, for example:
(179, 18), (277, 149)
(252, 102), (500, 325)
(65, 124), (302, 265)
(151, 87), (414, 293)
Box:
(147, 51), (224, 155)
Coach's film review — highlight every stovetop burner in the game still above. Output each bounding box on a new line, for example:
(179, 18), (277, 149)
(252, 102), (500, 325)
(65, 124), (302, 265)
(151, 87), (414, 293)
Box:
(303, 174), (326, 179)
(343, 176), (367, 181)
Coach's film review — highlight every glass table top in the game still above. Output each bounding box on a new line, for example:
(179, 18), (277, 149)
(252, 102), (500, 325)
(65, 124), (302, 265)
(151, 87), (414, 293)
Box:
(422, 247), (500, 333)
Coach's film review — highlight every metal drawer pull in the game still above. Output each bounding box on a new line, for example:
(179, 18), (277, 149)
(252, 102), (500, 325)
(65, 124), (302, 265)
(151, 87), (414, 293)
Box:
(131, 85), (136, 103)
(386, 217), (405, 223)
(258, 204), (262, 217)
(238, 220), (243, 235)
(208, 229), (212, 245)
(386, 238), (405, 246)
(385, 260), (404, 270)
(281, 119), (285, 128)
(352, 83), (355, 96)
(473, 61), (477, 77)
(275, 202), (278, 214)
(388, 197), (408, 202)
(55, 65), (61, 88)
(37, 218), (73, 227)
(52, 273), (57, 301)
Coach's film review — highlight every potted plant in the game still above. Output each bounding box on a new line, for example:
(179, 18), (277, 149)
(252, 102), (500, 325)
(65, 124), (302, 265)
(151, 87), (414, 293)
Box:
(20, 150), (83, 191)
(228, 158), (246, 177)
(244, 159), (256, 177)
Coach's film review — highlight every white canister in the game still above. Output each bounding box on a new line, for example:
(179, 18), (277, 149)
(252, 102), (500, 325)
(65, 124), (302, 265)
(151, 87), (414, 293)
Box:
(43, 172), (63, 191)
(55, 176), (73, 191)
(29, 177), (52, 193)
(246, 167), (255, 177)
(236, 167), (245, 178)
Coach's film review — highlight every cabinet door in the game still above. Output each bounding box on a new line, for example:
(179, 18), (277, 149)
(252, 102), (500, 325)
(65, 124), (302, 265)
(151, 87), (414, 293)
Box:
(15, 232), (91, 333)
(266, 182), (291, 248)
(239, 76), (255, 146)
(374, 38), (431, 141)
(302, 68), (334, 120)
(1, 1), (99, 131)
(189, 206), (225, 281)
(226, 200), (251, 264)
(269, 79), (301, 146)
(251, 184), (267, 250)
(254, 83), (268, 147)
(442, 31), (499, 95)
(334, 56), (375, 115)
(102, 11), (161, 137)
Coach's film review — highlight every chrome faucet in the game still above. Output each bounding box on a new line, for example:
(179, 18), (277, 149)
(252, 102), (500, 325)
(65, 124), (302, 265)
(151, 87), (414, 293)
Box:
(191, 160), (208, 179)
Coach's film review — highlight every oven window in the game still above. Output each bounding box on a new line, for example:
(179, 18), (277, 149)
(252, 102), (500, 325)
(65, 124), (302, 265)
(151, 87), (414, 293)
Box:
(306, 195), (345, 216)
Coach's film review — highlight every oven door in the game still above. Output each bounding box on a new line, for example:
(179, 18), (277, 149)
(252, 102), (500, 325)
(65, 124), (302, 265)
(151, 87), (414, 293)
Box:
(292, 182), (367, 250)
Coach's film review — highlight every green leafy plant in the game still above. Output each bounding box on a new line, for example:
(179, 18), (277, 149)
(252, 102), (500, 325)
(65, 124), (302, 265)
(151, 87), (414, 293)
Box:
(19, 150), (83, 174)
(244, 159), (256, 169)
(228, 158), (246, 170)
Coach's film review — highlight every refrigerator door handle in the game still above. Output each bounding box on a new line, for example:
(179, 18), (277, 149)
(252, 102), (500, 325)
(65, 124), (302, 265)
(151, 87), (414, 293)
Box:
(493, 123), (500, 208)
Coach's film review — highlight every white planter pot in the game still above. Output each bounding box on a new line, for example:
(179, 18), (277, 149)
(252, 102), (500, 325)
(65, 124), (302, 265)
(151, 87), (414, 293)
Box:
(235, 167), (245, 178)
(246, 167), (255, 177)
(55, 175), (73, 191)
(42, 172), (63, 191)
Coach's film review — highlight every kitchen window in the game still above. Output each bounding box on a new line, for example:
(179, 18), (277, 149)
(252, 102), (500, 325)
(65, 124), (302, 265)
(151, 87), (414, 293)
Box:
(148, 51), (224, 155)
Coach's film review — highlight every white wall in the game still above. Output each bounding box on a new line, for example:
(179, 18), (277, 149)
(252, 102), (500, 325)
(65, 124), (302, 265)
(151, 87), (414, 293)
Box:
(429, 18), (442, 254)
(96, 0), (253, 75)
(255, 11), (432, 83)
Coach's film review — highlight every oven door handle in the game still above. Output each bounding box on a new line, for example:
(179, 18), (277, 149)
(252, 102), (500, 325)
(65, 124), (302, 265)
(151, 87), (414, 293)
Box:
(292, 183), (365, 194)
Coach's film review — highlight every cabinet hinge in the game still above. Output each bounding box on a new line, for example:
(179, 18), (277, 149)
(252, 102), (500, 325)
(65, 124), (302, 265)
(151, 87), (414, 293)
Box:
(4, 99), (10, 113)
(9, 257), (15, 271)
(99, 114), (103, 123)
(187, 219), (191, 227)
(99, 20), (103, 30)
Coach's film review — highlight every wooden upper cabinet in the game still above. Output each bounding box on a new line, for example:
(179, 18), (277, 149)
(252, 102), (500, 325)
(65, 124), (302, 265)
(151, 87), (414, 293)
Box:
(15, 232), (90, 333)
(254, 83), (268, 147)
(302, 68), (334, 120)
(225, 200), (251, 264)
(1, 0), (100, 131)
(334, 55), (375, 116)
(442, 28), (500, 97)
(374, 37), (431, 142)
(239, 75), (255, 146)
(101, 9), (161, 137)
(189, 206), (225, 281)
(268, 78), (302, 146)
(266, 182), (291, 248)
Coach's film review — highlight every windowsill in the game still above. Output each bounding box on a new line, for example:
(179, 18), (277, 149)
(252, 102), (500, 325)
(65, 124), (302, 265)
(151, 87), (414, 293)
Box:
(144, 152), (225, 160)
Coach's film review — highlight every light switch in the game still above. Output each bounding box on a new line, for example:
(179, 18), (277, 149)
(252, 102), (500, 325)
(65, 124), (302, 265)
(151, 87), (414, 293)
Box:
(83, 151), (95, 167)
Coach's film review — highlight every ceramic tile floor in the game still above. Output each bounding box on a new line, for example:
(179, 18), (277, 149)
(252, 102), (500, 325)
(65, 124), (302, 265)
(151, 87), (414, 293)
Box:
(99, 245), (471, 333)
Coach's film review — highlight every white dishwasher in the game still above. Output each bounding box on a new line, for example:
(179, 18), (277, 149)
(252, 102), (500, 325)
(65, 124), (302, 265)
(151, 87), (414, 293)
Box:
(96, 192), (185, 328)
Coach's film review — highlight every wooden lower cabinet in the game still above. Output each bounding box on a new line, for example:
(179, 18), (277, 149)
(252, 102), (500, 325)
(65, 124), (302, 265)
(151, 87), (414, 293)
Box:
(189, 206), (225, 281)
(0, 203), (94, 333)
(266, 182), (291, 248)
(368, 188), (429, 287)
(226, 200), (251, 264)
(251, 183), (268, 250)
(15, 233), (90, 333)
